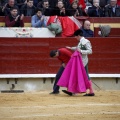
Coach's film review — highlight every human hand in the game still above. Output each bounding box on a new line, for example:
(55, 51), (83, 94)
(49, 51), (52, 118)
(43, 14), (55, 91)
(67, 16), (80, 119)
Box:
(66, 46), (71, 49)
(20, 14), (24, 20)
(94, 3), (100, 9)
(15, 15), (20, 21)
(2, 3), (7, 12)
(60, 7), (65, 14)
(40, 16), (44, 21)
(24, 0), (27, 4)
(75, 9), (79, 16)
(62, 63), (65, 67)
(79, 4), (83, 8)
(77, 47), (81, 53)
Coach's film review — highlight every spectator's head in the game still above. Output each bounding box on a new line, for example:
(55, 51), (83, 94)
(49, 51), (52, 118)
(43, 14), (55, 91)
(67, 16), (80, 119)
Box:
(57, 0), (64, 9)
(10, 7), (18, 17)
(49, 50), (58, 57)
(27, 0), (34, 7)
(42, 0), (49, 9)
(83, 20), (91, 30)
(71, 1), (78, 9)
(8, 0), (15, 7)
(93, 0), (100, 7)
(36, 8), (43, 17)
(110, 0), (117, 7)
(74, 29), (83, 40)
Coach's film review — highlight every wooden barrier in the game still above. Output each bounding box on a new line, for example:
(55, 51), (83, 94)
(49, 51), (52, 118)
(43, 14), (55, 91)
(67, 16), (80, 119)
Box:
(0, 37), (120, 74)
(94, 27), (120, 37)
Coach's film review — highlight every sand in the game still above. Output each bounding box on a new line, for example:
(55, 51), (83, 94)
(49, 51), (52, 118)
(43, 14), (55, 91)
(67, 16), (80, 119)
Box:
(0, 90), (120, 120)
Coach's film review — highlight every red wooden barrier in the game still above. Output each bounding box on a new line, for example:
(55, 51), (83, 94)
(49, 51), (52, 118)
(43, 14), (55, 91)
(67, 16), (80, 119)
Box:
(94, 27), (120, 37)
(0, 37), (120, 74)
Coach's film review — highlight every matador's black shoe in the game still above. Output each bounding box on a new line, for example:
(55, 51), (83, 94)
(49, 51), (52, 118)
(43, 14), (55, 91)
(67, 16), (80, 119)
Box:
(83, 93), (95, 96)
(62, 90), (73, 96)
(49, 91), (59, 95)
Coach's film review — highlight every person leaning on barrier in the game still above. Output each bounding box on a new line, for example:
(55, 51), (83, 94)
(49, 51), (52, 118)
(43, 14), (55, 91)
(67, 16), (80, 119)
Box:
(81, 20), (94, 37)
(5, 7), (24, 27)
(31, 8), (47, 27)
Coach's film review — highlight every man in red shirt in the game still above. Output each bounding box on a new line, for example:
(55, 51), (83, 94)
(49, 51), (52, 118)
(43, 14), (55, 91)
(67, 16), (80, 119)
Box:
(49, 48), (72, 94)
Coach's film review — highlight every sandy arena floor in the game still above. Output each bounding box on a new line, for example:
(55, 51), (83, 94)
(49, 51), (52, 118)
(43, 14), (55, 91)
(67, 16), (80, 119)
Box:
(0, 90), (120, 120)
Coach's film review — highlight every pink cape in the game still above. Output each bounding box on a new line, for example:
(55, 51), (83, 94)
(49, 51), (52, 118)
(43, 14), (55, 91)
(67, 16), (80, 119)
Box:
(57, 51), (90, 93)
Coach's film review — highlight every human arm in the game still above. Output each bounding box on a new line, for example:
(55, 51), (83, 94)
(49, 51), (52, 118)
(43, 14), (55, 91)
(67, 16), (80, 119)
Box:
(66, 46), (77, 51)
(20, 14), (24, 27)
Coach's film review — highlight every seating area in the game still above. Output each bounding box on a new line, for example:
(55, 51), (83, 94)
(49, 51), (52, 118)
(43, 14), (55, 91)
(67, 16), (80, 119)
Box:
(1, 16), (120, 37)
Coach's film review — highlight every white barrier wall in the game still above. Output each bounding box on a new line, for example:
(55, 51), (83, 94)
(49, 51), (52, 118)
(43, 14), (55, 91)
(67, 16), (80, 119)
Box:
(0, 28), (55, 38)
(0, 77), (120, 92)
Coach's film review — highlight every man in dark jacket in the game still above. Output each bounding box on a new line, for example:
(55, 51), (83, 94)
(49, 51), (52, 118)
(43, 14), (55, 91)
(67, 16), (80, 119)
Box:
(4, 0), (19, 16)
(37, 0), (53, 16)
(81, 20), (94, 37)
(20, 0), (36, 16)
(104, 0), (120, 17)
(87, 0), (104, 17)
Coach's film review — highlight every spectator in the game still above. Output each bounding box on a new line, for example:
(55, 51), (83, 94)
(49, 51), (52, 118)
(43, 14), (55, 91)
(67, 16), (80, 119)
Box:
(81, 20), (94, 37)
(87, 0), (104, 17)
(38, 0), (53, 16)
(5, 7), (24, 27)
(20, 0), (36, 16)
(31, 8), (47, 27)
(49, 48), (73, 94)
(53, 0), (70, 16)
(68, 1), (83, 16)
(104, 0), (120, 17)
(4, 0), (19, 16)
